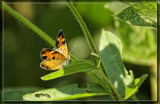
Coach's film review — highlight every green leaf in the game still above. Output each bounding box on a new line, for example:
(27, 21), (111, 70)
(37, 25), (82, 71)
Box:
(117, 21), (157, 65)
(125, 74), (148, 100)
(99, 30), (128, 96)
(2, 2), (78, 61)
(23, 84), (108, 101)
(2, 2), (55, 47)
(41, 60), (95, 81)
(116, 3), (157, 27)
(85, 84), (107, 93)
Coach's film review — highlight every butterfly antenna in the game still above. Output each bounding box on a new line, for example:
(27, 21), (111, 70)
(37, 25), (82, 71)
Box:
(69, 43), (78, 54)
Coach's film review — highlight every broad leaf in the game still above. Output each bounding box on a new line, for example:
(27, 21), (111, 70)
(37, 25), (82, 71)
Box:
(116, 3), (157, 27)
(125, 74), (148, 100)
(99, 30), (130, 96)
(41, 60), (95, 81)
(117, 21), (157, 65)
(23, 84), (108, 101)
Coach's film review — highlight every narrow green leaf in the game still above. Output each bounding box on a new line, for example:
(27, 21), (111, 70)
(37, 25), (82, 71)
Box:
(116, 3), (157, 27)
(2, 2), (55, 46)
(125, 74), (148, 100)
(99, 30), (127, 96)
(23, 84), (108, 101)
(41, 60), (95, 81)
(2, 2), (78, 61)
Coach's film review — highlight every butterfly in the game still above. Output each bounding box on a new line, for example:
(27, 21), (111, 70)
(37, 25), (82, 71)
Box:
(40, 30), (70, 71)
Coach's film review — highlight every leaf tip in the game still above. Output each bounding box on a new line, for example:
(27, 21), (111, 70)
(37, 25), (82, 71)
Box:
(143, 74), (148, 78)
(40, 76), (47, 81)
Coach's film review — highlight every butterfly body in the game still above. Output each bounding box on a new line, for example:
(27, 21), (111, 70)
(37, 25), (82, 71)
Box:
(40, 30), (70, 71)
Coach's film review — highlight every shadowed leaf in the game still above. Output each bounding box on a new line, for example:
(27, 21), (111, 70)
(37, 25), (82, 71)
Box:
(23, 84), (108, 101)
(99, 30), (132, 96)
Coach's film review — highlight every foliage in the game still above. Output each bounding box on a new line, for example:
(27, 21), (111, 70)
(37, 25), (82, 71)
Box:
(23, 84), (108, 101)
(3, 1), (157, 101)
(106, 2), (157, 65)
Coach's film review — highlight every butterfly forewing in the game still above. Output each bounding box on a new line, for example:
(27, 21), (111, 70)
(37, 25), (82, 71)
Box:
(55, 30), (70, 59)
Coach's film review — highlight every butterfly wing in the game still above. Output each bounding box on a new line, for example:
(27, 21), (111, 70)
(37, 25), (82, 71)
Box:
(40, 30), (70, 71)
(56, 30), (70, 59)
(40, 48), (53, 60)
(40, 50), (66, 71)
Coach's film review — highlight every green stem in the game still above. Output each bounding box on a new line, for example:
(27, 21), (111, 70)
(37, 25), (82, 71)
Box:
(67, 1), (98, 54)
(88, 71), (124, 101)
(87, 72), (115, 100)
(2, 1), (78, 61)
(67, 1), (125, 101)
(101, 72), (124, 101)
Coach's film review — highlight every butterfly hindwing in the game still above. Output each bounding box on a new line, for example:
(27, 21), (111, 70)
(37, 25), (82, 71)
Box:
(40, 48), (62, 60)
(40, 50), (66, 70)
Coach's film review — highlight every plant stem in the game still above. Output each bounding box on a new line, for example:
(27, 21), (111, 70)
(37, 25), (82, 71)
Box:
(98, 67), (124, 100)
(2, 1), (78, 61)
(67, 1), (125, 101)
(88, 71), (124, 101)
(67, 1), (98, 54)
(87, 72), (115, 100)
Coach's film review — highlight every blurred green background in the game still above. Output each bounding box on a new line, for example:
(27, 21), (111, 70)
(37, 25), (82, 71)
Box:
(3, 1), (157, 101)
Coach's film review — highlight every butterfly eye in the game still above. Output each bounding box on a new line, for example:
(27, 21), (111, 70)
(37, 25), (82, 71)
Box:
(52, 57), (55, 59)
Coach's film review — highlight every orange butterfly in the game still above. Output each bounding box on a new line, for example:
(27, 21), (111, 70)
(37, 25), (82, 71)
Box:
(40, 30), (70, 71)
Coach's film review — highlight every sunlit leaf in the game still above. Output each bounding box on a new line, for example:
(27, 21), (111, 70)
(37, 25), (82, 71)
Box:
(23, 84), (108, 101)
(125, 74), (148, 100)
(41, 60), (96, 81)
(105, 2), (129, 14)
(116, 3), (157, 27)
